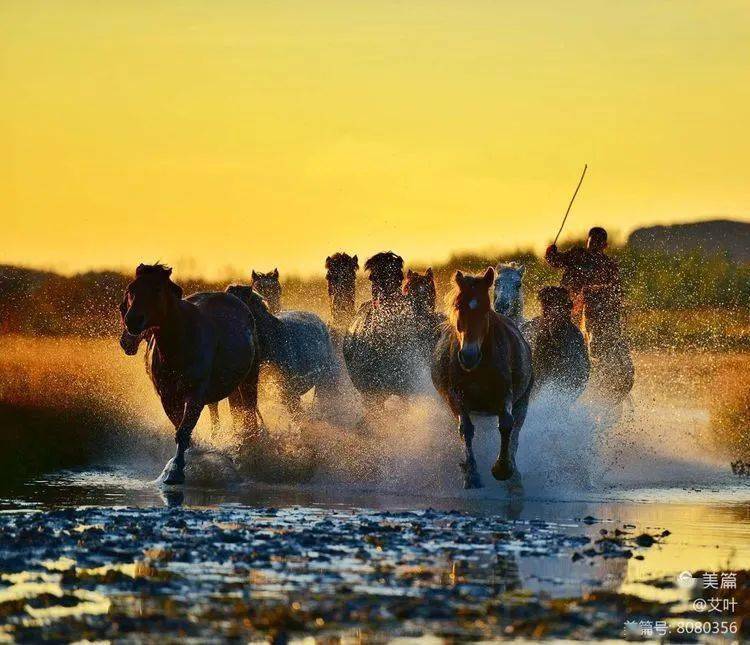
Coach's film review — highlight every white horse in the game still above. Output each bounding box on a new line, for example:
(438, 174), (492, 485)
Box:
(493, 263), (527, 328)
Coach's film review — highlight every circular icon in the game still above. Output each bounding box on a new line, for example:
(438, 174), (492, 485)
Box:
(677, 570), (695, 589)
(693, 598), (707, 612)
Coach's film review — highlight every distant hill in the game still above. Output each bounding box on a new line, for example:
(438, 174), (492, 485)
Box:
(628, 219), (750, 262)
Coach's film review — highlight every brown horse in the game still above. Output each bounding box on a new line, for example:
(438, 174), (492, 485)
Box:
(325, 252), (359, 329)
(432, 267), (533, 490)
(402, 268), (445, 357)
(118, 264), (259, 485)
(251, 269), (281, 314)
(581, 284), (634, 406)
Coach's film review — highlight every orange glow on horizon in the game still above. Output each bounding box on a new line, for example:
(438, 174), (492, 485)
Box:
(2, 1), (749, 278)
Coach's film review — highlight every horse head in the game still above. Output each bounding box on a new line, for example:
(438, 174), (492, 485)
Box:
(250, 269), (281, 314)
(226, 285), (268, 318)
(365, 251), (404, 304)
(118, 264), (183, 355)
(537, 285), (573, 325)
(403, 268), (436, 316)
(493, 262), (525, 322)
(326, 252), (359, 327)
(325, 253), (358, 291)
(450, 267), (495, 371)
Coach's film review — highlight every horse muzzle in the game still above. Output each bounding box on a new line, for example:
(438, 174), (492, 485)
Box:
(119, 329), (142, 356)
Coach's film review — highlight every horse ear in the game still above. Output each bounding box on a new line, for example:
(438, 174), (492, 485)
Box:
(426, 267), (433, 277)
(482, 266), (495, 286)
(454, 270), (464, 285)
(273, 268), (279, 278)
(325, 256), (332, 269)
(251, 270), (258, 281)
(407, 269), (413, 278)
(352, 255), (359, 269)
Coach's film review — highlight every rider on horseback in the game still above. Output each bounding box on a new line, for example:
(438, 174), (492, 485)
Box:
(544, 226), (622, 326)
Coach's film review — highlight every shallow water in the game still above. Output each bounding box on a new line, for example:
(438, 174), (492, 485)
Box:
(1, 465), (748, 641)
(1, 348), (749, 640)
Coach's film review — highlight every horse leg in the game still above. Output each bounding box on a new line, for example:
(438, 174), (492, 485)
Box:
(282, 388), (304, 425)
(207, 402), (221, 437)
(506, 390), (530, 496)
(162, 394), (205, 485)
(357, 392), (385, 431)
(234, 361), (261, 442)
(491, 394), (515, 481)
(459, 411), (482, 489)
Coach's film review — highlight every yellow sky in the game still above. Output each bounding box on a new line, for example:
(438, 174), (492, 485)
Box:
(2, 1), (749, 278)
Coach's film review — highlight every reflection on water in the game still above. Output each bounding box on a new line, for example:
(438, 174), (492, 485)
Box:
(0, 468), (748, 640)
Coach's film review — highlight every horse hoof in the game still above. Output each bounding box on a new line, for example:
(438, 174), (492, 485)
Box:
(492, 460), (513, 481)
(162, 470), (185, 486)
(159, 458), (185, 486)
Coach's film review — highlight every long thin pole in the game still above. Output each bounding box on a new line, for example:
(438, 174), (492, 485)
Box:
(553, 164), (588, 245)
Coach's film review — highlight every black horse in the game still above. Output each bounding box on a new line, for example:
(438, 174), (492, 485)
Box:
(118, 264), (259, 485)
(524, 286), (589, 400)
(342, 252), (423, 421)
(402, 267), (445, 358)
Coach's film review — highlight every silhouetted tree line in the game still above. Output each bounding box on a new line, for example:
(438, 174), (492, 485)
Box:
(0, 242), (748, 338)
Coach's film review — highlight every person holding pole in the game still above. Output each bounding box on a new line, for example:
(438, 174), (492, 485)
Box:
(545, 227), (622, 325)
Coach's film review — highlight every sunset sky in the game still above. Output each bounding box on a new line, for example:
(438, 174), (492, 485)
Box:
(2, 1), (749, 278)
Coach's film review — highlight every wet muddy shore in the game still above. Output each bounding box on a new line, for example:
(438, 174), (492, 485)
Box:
(2, 487), (747, 642)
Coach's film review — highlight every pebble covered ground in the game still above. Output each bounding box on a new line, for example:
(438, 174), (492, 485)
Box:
(0, 504), (708, 641)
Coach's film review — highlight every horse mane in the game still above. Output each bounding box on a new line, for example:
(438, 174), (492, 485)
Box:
(135, 263), (183, 299)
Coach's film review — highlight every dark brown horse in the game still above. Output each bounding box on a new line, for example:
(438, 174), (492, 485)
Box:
(325, 252), (359, 330)
(343, 252), (422, 421)
(581, 284), (634, 406)
(402, 268), (445, 357)
(118, 264), (259, 485)
(524, 286), (589, 400)
(251, 269), (281, 314)
(432, 268), (533, 490)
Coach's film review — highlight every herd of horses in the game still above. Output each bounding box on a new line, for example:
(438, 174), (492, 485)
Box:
(118, 251), (634, 490)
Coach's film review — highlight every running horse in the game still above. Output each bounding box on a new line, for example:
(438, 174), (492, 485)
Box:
(325, 252), (359, 330)
(343, 252), (422, 422)
(118, 264), (259, 485)
(223, 286), (339, 420)
(402, 268), (445, 357)
(432, 267), (533, 491)
(493, 262), (527, 329)
(524, 286), (589, 400)
(581, 284), (634, 406)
